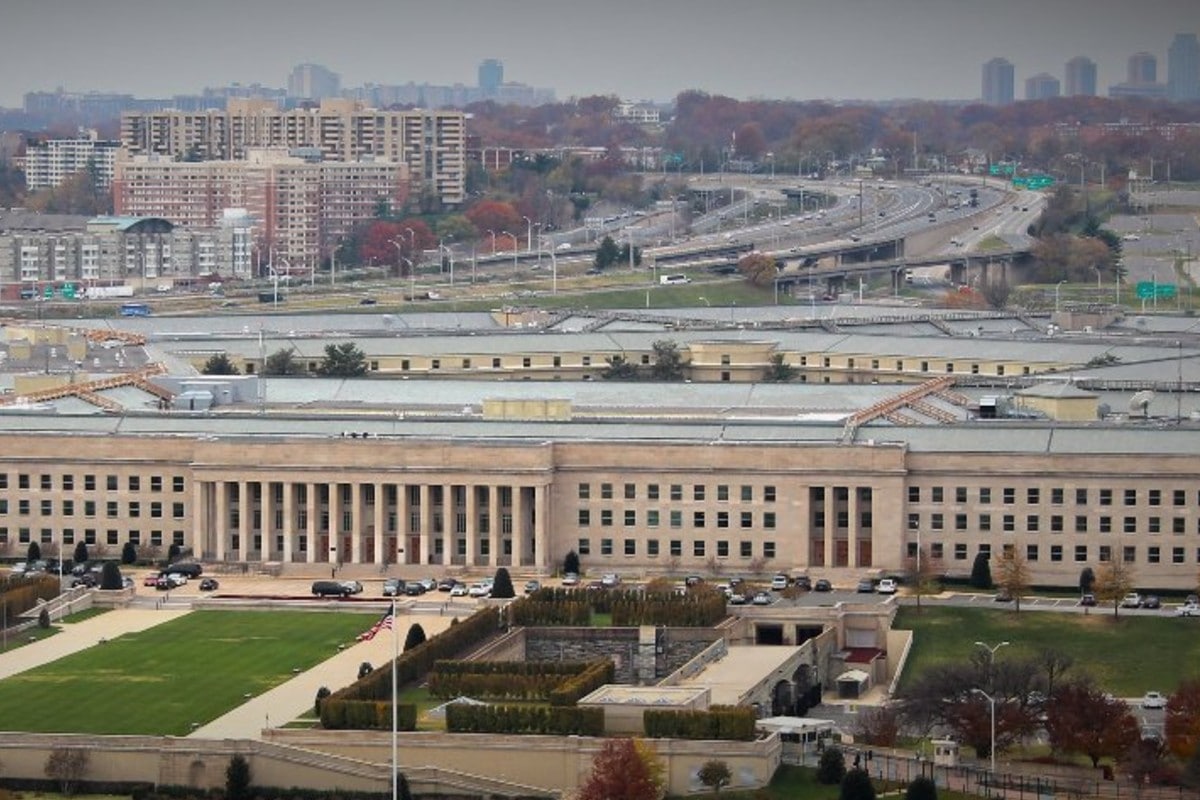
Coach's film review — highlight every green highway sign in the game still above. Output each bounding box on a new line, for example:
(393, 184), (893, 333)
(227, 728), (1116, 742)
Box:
(1136, 282), (1176, 300)
(62, 283), (76, 299)
(43, 286), (54, 299)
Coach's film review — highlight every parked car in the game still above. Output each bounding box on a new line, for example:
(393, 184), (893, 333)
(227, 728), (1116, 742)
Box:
(1142, 595), (1161, 610)
(792, 576), (812, 591)
(166, 572), (188, 585)
(524, 580), (541, 594)
(994, 590), (1013, 602)
(312, 580), (352, 597)
(1175, 602), (1200, 617)
(122, 576), (135, 589)
(419, 578), (437, 592)
(450, 584), (468, 597)
(856, 578), (875, 593)
(1121, 592), (1143, 609)
(71, 574), (97, 588)
(561, 572), (579, 586)
(876, 578), (897, 594)
(467, 582), (491, 598)
(199, 578), (219, 591)
(751, 591), (772, 606)
(437, 578), (458, 592)
(814, 579), (832, 592)
(770, 574), (790, 591)
(1187, 594), (1199, 606)
(1142, 691), (1167, 710)
(382, 578), (405, 597)
(404, 583), (426, 596)
(1079, 593), (1097, 607)
(601, 573), (621, 588)
(340, 580), (363, 595)
(143, 573), (162, 587)
(685, 575), (705, 587)
(728, 592), (747, 605)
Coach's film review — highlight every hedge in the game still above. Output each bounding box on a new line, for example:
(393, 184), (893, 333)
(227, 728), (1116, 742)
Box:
(0, 575), (62, 618)
(547, 659), (615, 707)
(510, 587), (727, 627)
(643, 705), (757, 741)
(428, 660), (596, 701)
(319, 698), (417, 731)
(445, 703), (605, 736)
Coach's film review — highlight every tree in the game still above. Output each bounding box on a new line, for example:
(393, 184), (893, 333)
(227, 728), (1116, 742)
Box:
(1093, 557), (1136, 618)
(854, 706), (900, 748)
(315, 686), (331, 714)
(403, 623), (426, 652)
(73, 541), (89, 567)
(907, 547), (940, 612)
(100, 561), (123, 590)
(1079, 567), (1096, 594)
(317, 342), (368, 378)
(264, 348), (305, 376)
(905, 776), (938, 800)
(601, 354), (639, 380)
(201, 353), (239, 375)
(1045, 680), (1139, 767)
(1182, 745), (1200, 790)
(27, 541), (42, 563)
(563, 549), (580, 575)
(995, 550), (1032, 611)
(816, 746), (846, 784)
(396, 772), (414, 800)
(167, 543), (181, 564)
(1165, 678), (1200, 759)
(577, 738), (662, 800)
(594, 235), (621, 270)
(737, 252), (777, 287)
(38, 606), (51, 628)
(121, 541), (137, 565)
(698, 759), (732, 798)
(763, 353), (796, 382)
(618, 243), (643, 267)
(45, 748), (89, 795)
(358, 662), (374, 679)
(839, 768), (876, 800)
(650, 339), (686, 381)
(491, 567), (515, 599)
(969, 551), (992, 589)
(225, 753), (251, 800)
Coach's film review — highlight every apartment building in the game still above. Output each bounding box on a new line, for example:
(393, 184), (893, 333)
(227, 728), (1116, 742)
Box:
(22, 129), (121, 191)
(112, 149), (409, 269)
(119, 99), (464, 207)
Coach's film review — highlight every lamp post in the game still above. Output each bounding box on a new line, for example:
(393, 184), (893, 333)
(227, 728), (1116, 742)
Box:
(487, 229), (497, 255)
(390, 238), (406, 280)
(522, 216), (533, 253)
(399, 257), (415, 301)
(438, 236), (454, 286)
(1055, 280), (1066, 313)
(972, 688), (998, 776)
(502, 231), (518, 268)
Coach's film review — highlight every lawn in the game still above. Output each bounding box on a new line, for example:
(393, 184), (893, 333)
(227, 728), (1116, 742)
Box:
(0, 610), (371, 735)
(894, 606), (1200, 696)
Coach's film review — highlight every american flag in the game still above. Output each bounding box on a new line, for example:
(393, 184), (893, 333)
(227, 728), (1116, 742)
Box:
(357, 610), (394, 642)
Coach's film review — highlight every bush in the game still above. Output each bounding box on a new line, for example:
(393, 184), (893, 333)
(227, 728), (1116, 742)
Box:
(564, 549), (580, 575)
(225, 754), (251, 800)
(905, 775), (938, 800)
(839, 768), (875, 800)
(314, 686), (331, 715)
(969, 552), (992, 589)
(99, 562), (123, 591)
(491, 567), (515, 599)
(38, 606), (51, 628)
(403, 623), (426, 652)
(816, 746), (846, 784)
(358, 662), (374, 679)
(73, 541), (89, 567)
(121, 542), (137, 565)
(27, 542), (42, 563)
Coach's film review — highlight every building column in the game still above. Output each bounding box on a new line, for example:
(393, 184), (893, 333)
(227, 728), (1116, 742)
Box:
(439, 485), (452, 566)
(261, 481), (275, 561)
(329, 483), (342, 564)
(239, 481), (253, 562)
(512, 485), (526, 567)
(823, 484), (835, 569)
(192, 480), (209, 561)
(282, 482), (295, 564)
(847, 486), (859, 568)
(350, 482), (363, 564)
(534, 484), (548, 573)
(488, 485), (501, 567)
(397, 484), (410, 564)
(795, 484), (811, 570)
(214, 482), (228, 561)
(419, 484), (432, 566)
(465, 484), (478, 567)
(374, 481), (386, 566)
(305, 482), (317, 563)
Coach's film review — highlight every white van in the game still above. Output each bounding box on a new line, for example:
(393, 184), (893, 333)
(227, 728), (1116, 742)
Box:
(659, 274), (691, 285)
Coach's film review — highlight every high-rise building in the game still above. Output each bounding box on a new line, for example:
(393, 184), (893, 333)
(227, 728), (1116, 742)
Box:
(1025, 73), (1061, 101)
(1064, 57), (1097, 96)
(478, 59), (503, 96)
(120, 99), (466, 207)
(1167, 33), (1200, 101)
(22, 128), (120, 190)
(982, 58), (1014, 105)
(287, 63), (341, 101)
(1127, 52), (1158, 84)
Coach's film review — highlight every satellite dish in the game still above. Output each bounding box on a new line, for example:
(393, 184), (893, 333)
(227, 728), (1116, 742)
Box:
(1129, 390), (1155, 418)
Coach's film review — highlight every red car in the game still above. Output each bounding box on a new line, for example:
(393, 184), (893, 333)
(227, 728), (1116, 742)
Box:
(143, 574), (161, 587)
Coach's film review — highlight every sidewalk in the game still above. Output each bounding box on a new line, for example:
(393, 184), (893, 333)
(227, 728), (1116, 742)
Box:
(189, 610), (456, 739)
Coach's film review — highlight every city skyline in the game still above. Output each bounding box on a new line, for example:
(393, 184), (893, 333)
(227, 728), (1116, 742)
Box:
(0, 0), (1197, 109)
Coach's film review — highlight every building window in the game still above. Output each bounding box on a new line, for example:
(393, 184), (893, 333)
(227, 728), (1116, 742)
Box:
(716, 511), (729, 529)
(693, 511), (705, 528)
(647, 510), (659, 527)
(1027, 544), (1039, 561)
(955, 486), (967, 503)
(624, 539), (636, 556)
(763, 541), (775, 558)
(1003, 488), (1015, 504)
(764, 486), (776, 503)
(1075, 516), (1088, 533)
(908, 487), (920, 503)
(173, 477), (185, 492)
(1076, 488), (1088, 505)
(693, 485), (705, 501)
(763, 512), (775, 529)
(578, 510), (590, 526)
(1149, 517), (1161, 534)
(741, 512), (753, 529)
(601, 483), (613, 500)
(578, 538), (590, 555)
(1148, 546), (1160, 564)
(1099, 516), (1112, 533)
(1148, 489), (1161, 506)
(624, 510), (636, 527)
(1050, 545), (1062, 562)
(600, 510), (612, 527)
(979, 488), (991, 504)
(600, 538), (613, 556)
(107, 475), (118, 491)
(717, 485), (729, 502)
(670, 540), (682, 557)
(954, 543), (967, 560)
(1026, 515), (1040, 532)
(647, 484), (660, 500)
(693, 540), (705, 557)
(741, 485), (753, 502)
(1124, 489), (1137, 506)
(717, 540), (729, 558)
(624, 483), (636, 500)
(578, 483), (590, 500)
(1173, 489), (1186, 506)
(670, 484), (683, 501)
(647, 539), (659, 557)
(955, 513), (967, 531)
(1099, 489), (1112, 506)
(670, 511), (682, 528)
(1123, 546), (1137, 563)
(741, 541), (753, 557)
(930, 513), (943, 531)
(1124, 517), (1137, 534)
(931, 487), (944, 503)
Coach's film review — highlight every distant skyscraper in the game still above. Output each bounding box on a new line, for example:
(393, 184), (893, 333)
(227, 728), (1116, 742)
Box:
(1127, 52), (1157, 85)
(1025, 73), (1061, 101)
(1167, 33), (1200, 101)
(478, 59), (503, 96)
(982, 58), (1014, 105)
(1064, 57), (1097, 96)
(287, 63), (341, 101)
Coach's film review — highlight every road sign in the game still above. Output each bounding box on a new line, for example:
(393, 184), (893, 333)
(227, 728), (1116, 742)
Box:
(1136, 282), (1176, 300)
(62, 283), (76, 300)
(43, 286), (54, 299)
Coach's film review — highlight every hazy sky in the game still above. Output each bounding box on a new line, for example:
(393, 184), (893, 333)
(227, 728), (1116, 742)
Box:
(1, 0), (1196, 108)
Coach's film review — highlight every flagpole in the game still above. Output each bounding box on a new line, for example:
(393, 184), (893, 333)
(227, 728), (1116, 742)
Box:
(391, 595), (398, 800)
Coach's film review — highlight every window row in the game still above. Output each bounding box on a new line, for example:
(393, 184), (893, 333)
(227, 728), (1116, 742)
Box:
(907, 540), (1200, 565)
(0, 527), (186, 547)
(577, 537), (777, 559)
(578, 508), (778, 529)
(797, 355), (1031, 376)
(0, 499), (185, 519)
(908, 486), (1200, 508)
(0, 473), (186, 493)
(578, 482), (777, 503)
(908, 512), (1200, 535)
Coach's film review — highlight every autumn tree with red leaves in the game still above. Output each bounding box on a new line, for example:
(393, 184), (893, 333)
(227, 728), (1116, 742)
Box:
(1044, 680), (1140, 767)
(358, 219), (434, 275)
(577, 738), (663, 800)
(1166, 678), (1200, 760)
(465, 200), (523, 244)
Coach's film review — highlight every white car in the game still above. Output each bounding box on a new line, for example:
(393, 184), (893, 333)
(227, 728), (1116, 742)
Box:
(1141, 691), (1167, 710)
(449, 584), (468, 597)
(467, 583), (490, 598)
(1121, 593), (1142, 609)
(561, 572), (579, 586)
(770, 574), (789, 591)
(876, 578), (898, 594)
(1175, 602), (1200, 617)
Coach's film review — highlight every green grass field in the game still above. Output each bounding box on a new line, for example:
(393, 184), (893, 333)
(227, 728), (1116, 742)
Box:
(894, 606), (1200, 696)
(0, 610), (371, 735)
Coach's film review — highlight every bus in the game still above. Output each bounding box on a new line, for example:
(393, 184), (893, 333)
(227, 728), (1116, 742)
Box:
(119, 303), (152, 317)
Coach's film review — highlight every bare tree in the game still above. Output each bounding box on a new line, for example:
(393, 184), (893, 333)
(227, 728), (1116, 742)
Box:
(906, 549), (941, 612)
(1093, 557), (1136, 618)
(45, 748), (89, 795)
(995, 550), (1033, 612)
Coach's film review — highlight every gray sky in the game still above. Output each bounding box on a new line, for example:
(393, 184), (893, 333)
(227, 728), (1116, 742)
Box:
(1, 0), (1196, 108)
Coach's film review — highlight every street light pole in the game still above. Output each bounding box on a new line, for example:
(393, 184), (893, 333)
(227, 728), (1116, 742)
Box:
(974, 638), (1009, 774)
(522, 216), (533, 254)
(973, 688), (998, 776)
(1055, 280), (1066, 313)
(502, 231), (518, 268)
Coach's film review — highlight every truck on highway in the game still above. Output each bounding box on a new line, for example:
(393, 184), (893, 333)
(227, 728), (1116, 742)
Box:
(84, 285), (135, 299)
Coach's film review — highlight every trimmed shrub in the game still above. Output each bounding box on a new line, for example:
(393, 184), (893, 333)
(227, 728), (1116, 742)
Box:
(643, 705), (756, 741)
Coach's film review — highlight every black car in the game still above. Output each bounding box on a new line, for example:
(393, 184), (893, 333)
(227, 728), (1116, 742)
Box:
(199, 578), (219, 591)
(71, 573), (97, 588)
(814, 579), (832, 592)
(404, 583), (426, 596)
(1079, 593), (1097, 606)
(1143, 595), (1161, 609)
(793, 576), (812, 591)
